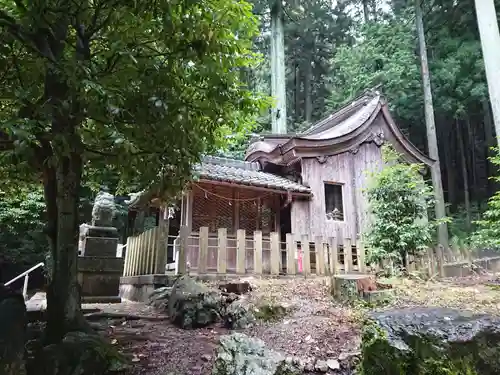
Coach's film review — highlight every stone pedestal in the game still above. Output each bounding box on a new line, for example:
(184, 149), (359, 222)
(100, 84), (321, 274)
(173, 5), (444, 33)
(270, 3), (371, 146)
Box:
(77, 225), (123, 303)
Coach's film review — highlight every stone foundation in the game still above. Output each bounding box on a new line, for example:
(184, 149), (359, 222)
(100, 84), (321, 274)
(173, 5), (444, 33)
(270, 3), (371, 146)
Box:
(442, 256), (500, 277)
(119, 274), (178, 302)
(78, 257), (124, 297)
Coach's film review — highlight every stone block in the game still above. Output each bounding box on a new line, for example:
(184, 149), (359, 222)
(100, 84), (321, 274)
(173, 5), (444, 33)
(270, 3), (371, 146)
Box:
(82, 236), (118, 257)
(77, 257), (124, 297)
(86, 226), (118, 238)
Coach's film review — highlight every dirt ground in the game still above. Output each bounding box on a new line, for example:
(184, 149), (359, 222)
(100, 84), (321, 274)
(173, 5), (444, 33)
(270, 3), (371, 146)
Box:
(86, 273), (500, 375)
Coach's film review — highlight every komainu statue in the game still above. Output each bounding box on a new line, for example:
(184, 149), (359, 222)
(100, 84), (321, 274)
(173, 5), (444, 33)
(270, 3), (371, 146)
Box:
(91, 190), (116, 227)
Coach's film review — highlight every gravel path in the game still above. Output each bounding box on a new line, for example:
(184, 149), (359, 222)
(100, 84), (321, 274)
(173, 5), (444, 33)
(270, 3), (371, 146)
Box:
(90, 277), (361, 375)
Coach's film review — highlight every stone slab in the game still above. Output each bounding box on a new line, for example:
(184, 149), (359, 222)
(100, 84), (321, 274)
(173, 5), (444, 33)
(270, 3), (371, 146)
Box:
(78, 257), (124, 273)
(81, 296), (121, 304)
(82, 236), (119, 257)
(86, 226), (119, 238)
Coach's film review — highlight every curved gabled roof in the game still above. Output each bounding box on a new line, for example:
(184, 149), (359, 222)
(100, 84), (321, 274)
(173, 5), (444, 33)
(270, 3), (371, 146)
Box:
(245, 89), (434, 167)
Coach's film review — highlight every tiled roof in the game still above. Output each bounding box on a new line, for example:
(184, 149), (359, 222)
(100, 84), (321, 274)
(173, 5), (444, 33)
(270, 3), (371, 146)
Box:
(195, 156), (311, 194)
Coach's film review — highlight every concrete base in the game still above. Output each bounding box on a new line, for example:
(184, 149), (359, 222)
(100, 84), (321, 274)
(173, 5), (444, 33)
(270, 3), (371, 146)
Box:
(442, 256), (500, 277)
(120, 274), (178, 302)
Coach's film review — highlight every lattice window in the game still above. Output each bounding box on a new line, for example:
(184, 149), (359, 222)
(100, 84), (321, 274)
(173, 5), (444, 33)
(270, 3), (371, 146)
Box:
(191, 183), (278, 234)
(192, 184), (233, 232)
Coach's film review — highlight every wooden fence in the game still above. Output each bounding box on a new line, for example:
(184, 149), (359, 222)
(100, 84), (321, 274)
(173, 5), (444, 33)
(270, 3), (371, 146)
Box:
(123, 226), (167, 276)
(122, 225), (367, 277)
(122, 226), (471, 278)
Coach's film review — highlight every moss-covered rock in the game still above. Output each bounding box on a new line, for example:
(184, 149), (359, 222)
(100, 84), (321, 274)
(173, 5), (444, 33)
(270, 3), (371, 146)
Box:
(254, 302), (289, 322)
(222, 299), (256, 329)
(212, 333), (300, 375)
(360, 308), (500, 375)
(168, 275), (222, 329)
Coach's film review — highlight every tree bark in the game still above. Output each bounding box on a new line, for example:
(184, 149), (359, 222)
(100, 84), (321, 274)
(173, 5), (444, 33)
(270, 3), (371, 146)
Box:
(304, 58), (312, 125)
(443, 122), (456, 212)
(43, 64), (89, 342)
(415, 0), (449, 247)
(483, 99), (497, 196)
(270, 0), (287, 134)
(457, 120), (472, 231)
(474, 0), (500, 148)
(362, 0), (370, 23)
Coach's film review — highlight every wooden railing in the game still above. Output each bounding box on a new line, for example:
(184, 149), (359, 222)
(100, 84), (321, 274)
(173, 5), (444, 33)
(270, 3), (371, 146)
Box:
(176, 226), (367, 276)
(123, 227), (167, 276)
(123, 226), (475, 278)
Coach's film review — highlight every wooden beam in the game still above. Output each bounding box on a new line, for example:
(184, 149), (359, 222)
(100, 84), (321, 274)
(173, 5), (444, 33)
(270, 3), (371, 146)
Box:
(196, 179), (312, 197)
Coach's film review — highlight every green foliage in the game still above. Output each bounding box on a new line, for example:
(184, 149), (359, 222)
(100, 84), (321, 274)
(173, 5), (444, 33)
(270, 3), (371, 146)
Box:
(0, 0), (268, 196)
(364, 145), (436, 265)
(0, 187), (47, 265)
(328, 12), (423, 125)
(471, 150), (500, 249)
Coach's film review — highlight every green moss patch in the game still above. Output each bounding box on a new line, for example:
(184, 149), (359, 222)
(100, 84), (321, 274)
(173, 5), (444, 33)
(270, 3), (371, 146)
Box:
(359, 308), (500, 375)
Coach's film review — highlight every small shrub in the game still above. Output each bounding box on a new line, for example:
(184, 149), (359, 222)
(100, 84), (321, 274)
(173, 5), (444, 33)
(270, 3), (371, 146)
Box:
(363, 145), (438, 267)
(471, 150), (500, 249)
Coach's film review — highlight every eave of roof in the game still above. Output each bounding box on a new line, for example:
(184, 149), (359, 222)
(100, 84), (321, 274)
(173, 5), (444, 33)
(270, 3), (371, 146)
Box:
(245, 88), (434, 167)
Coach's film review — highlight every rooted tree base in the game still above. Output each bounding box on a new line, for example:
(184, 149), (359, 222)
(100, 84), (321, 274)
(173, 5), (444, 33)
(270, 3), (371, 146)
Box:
(332, 274), (390, 303)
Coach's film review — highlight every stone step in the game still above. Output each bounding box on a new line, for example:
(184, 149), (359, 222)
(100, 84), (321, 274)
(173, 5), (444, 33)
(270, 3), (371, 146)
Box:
(82, 296), (121, 304)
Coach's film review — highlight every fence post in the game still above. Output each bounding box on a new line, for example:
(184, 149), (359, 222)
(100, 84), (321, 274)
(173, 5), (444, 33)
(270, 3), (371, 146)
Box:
(177, 225), (188, 275)
(357, 238), (366, 273)
(130, 237), (137, 276)
(270, 232), (280, 275)
(436, 244), (445, 277)
(301, 235), (311, 276)
(154, 226), (166, 274)
(198, 226), (209, 274)
(328, 236), (338, 275)
(315, 236), (325, 275)
(146, 228), (155, 274)
(236, 229), (246, 274)
(135, 238), (144, 275)
(343, 237), (353, 273)
(217, 228), (227, 274)
(286, 233), (296, 275)
(123, 237), (131, 276)
(254, 230), (263, 275)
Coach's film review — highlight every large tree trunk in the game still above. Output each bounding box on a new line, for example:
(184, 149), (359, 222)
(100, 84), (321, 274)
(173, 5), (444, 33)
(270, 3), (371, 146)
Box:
(415, 0), (449, 246)
(304, 58), (312, 125)
(42, 63), (89, 342)
(362, 0), (370, 23)
(457, 120), (472, 231)
(44, 133), (89, 343)
(483, 100), (497, 196)
(443, 122), (456, 212)
(474, 0), (500, 148)
(270, 0), (287, 134)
